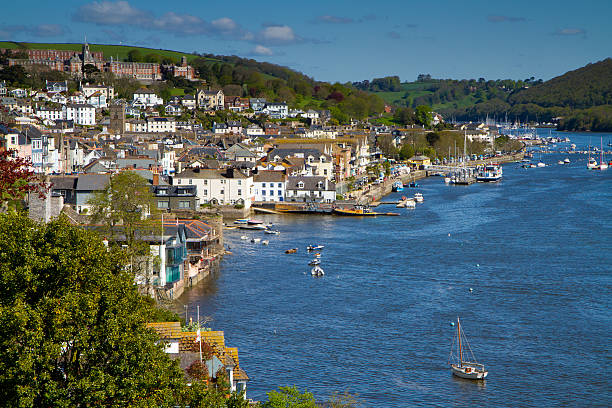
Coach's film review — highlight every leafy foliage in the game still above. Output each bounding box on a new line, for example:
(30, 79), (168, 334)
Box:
(0, 213), (185, 407)
(262, 386), (318, 408)
(0, 149), (47, 207)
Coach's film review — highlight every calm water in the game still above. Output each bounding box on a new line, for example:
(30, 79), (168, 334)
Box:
(177, 131), (612, 407)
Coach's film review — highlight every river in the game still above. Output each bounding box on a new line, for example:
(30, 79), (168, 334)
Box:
(176, 130), (611, 407)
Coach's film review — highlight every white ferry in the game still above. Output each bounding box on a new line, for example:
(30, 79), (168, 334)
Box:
(476, 164), (503, 182)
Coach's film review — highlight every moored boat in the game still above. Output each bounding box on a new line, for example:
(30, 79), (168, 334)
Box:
(234, 219), (249, 224)
(414, 193), (424, 203)
(392, 181), (404, 192)
(264, 229), (280, 234)
(333, 206), (379, 216)
(449, 318), (488, 380)
(476, 164), (503, 182)
(285, 248), (297, 254)
(311, 265), (324, 277)
(307, 245), (325, 251)
(247, 219), (264, 225)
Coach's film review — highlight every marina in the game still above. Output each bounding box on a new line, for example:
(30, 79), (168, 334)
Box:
(176, 131), (611, 407)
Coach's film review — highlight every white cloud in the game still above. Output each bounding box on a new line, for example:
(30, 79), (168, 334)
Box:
(0, 24), (67, 38)
(73, 1), (150, 25)
(256, 25), (298, 45)
(315, 15), (353, 24)
(212, 17), (238, 32)
(555, 28), (586, 36)
(251, 45), (274, 56)
(151, 12), (208, 35)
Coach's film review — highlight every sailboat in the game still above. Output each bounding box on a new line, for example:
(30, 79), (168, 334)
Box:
(449, 318), (488, 380)
(595, 137), (608, 170)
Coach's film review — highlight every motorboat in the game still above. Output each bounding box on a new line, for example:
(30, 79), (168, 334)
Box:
(587, 157), (598, 169)
(234, 219), (249, 224)
(264, 229), (281, 234)
(313, 253), (322, 258)
(392, 181), (404, 192)
(444, 176), (451, 184)
(333, 206), (380, 216)
(558, 160), (565, 165)
(476, 164), (503, 182)
(240, 235), (248, 240)
(449, 318), (488, 380)
(238, 224), (267, 230)
(414, 193), (424, 203)
(307, 245), (325, 251)
(404, 199), (416, 209)
(285, 248), (297, 254)
(311, 265), (324, 277)
(308, 259), (321, 266)
(251, 238), (261, 243)
(262, 240), (269, 245)
(564, 158), (570, 164)
(247, 219), (264, 225)
(537, 162), (546, 167)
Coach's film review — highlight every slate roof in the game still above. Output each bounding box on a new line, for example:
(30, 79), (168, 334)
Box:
(267, 148), (330, 161)
(76, 174), (110, 191)
(254, 170), (286, 183)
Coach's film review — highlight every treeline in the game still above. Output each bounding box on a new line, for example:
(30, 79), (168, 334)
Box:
(188, 54), (387, 122)
(352, 76), (402, 92)
(557, 105), (612, 131)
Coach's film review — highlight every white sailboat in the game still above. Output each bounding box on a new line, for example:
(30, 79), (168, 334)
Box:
(449, 318), (488, 380)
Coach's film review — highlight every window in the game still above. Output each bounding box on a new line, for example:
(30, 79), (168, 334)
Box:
(238, 180), (241, 185)
(203, 189), (208, 196)
(220, 190), (224, 195)
(157, 189), (167, 195)
(278, 190), (282, 196)
(157, 201), (169, 209)
(262, 182), (266, 188)
(262, 190), (266, 196)
(238, 189), (242, 196)
(270, 190), (274, 196)
(277, 183), (282, 187)
(188, 179), (192, 185)
(177, 179), (181, 185)
(204, 179), (208, 185)
(297, 181), (304, 188)
(179, 201), (190, 209)
(323, 169), (328, 175)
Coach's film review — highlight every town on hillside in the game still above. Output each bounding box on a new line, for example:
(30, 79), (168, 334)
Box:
(0, 42), (529, 402)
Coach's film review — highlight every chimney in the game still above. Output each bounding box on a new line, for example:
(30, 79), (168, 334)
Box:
(153, 173), (159, 186)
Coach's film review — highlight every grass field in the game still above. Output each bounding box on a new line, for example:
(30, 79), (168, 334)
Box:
(0, 41), (201, 63)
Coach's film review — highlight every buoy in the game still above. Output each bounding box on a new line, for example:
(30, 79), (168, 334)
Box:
(448, 233), (451, 237)
(450, 322), (455, 326)
(476, 263), (480, 267)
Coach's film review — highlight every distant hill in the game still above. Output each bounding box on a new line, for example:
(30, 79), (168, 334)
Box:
(360, 58), (612, 130)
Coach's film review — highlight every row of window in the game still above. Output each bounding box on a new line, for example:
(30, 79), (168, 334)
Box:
(158, 200), (191, 209)
(260, 182), (283, 188)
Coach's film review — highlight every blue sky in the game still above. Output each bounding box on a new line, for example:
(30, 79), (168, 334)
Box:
(1, 0), (610, 83)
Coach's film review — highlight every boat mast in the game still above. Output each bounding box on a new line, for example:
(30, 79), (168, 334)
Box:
(457, 317), (462, 367)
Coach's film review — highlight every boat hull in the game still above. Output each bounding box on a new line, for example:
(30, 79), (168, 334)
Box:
(450, 364), (488, 380)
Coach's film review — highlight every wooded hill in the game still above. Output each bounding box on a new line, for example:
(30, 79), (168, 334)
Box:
(359, 58), (612, 131)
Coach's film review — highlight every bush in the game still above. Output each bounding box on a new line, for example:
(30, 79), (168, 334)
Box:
(234, 203), (244, 209)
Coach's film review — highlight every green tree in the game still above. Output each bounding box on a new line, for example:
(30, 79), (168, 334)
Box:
(0, 213), (185, 407)
(88, 171), (159, 252)
(415, 105), (433, 127)
(262, 386), (318, 408)
(399, 144), (415, 160)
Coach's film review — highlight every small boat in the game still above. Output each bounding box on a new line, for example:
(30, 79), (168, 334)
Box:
(285, 248), (297, 254)
(308, 259), (320, 266)
(251, 238), (261, 243)
(240, 235), (248, 240)
(311, 265), (324, 277)
(558, 160), (565, 165)
(587, 157), (598, 170)
(404, 181), (419, 188)
(404, 199), (416, 209)
(247, 219), (264, 225)
(307, 245), (325, 251)
(234, 219), (249, 224)
(333, 206), (380, 216)
(537, 162), (546, 167)
(264, 229), (281, 235)
(564, 158), (570, 164)
(392, 181), (404, 192)
(239, 224), (267, 230)
(449, 318), (488, 380)
(444, 176), (451, 184)
(262, 240), (269, 245)
(313, 253), (322, 258)
(414, 193), (424, 203)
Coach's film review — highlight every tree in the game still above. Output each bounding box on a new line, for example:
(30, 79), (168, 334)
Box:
(88, 171), (159, 252)
(262, 386), (318, 408)
(0, 213), (185, 406)
(0, 149), (47, 210)
(415, 105), (433, 127)
(83, 64), (100, 78)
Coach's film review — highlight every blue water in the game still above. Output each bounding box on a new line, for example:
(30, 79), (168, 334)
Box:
(176, 131), (612, 407)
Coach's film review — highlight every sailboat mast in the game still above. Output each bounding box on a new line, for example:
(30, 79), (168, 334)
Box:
(458, 318), (462, 367)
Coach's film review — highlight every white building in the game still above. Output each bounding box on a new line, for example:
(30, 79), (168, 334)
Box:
(197, 89), (224, 110)
(264, 102), (288, 119)
(245, 124), (264, 137)
(64, 104), (96, 126)
(173, 168), (253, 208)
(81, 84), (114, 100)
(253, 171), (287, 202)
(146, 117), (176, 133)
(35, 107), (63, 121)
(133, 88), (164, 107)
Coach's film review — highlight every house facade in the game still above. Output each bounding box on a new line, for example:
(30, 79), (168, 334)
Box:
(173, 168), (254, 208)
